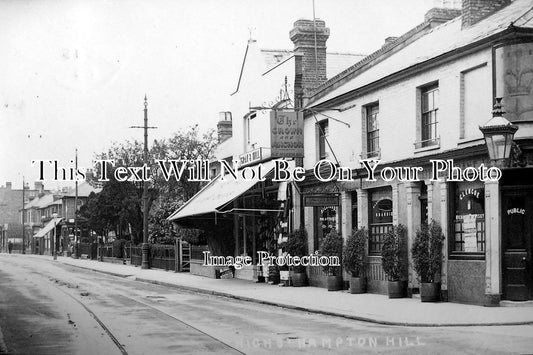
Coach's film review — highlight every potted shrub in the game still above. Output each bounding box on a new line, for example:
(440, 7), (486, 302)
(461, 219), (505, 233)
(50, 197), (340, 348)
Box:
(411, 221), (445, 302)
(381, 224), (408, 298)
(285, 229), (308, 287)
(343, 227), (368, 294)
(320, 229), (343, 291)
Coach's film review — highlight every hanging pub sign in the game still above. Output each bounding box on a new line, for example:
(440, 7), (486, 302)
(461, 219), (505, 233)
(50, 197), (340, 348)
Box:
(270, 110), (304, 158)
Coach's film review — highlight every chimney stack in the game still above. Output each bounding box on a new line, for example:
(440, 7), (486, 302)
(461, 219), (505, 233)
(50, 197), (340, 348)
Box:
(217, 112), (232, 143)
(424, 7), (461, 28)
(34, 181), (43, 192)
(462, 0), (512, 28)
(290, 19), (330, 99)
(382, 36), (399, 47)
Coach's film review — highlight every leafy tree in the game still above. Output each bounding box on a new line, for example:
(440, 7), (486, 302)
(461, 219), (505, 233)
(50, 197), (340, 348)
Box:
(84, 125), (217, 245)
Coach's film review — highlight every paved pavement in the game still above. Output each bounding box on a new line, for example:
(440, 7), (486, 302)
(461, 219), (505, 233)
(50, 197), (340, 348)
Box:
(27, 255), (533, 327)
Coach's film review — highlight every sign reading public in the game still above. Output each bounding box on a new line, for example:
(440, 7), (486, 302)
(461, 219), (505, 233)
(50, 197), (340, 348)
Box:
(270, 111), (304, 158)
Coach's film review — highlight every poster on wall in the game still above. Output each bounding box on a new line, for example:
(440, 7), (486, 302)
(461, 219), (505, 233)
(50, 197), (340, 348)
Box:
(494, 42), (533, 122)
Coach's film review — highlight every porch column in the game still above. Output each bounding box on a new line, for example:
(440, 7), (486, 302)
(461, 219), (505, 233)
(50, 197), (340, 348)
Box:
(484, 179), (501, 306)
(439, 180), (449, 301)
(293, 184), (302, 230)
(392, 184), (399, 225)
(340, 191), (352, 242)
(405, 182), (421, 295)
(356, 189), (368, 228)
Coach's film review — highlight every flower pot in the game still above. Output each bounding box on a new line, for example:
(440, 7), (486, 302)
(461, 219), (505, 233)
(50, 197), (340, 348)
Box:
(349, 276), (366, 294)
(327, 275), (343, 291)
(290, 271), (307, 287)
(420, 282), (440, 302)
(388, 280), (407, 298)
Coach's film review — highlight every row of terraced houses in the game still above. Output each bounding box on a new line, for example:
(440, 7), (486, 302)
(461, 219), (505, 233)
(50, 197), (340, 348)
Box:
(169, 0), (533, 306)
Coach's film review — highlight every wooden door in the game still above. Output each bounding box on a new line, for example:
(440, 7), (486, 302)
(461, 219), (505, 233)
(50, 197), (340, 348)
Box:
(502, 189), (533, 301)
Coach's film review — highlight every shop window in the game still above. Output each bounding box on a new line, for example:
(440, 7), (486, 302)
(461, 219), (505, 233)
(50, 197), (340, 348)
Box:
(314, 205), (337, 251)
(317, 120), (329, 160)
(416, 83), (439, 148)
(419, 183), (428, 225)
(451, 181), (485, 256)
(369, 188), (393, 254)
(351, 191), (358, 230)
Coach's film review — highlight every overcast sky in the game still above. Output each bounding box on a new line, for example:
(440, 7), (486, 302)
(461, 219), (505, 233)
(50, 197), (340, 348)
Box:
(0, 0), (437, 189)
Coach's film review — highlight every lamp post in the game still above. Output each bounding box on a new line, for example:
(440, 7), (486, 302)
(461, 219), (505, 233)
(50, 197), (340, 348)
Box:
(52, 212), (58, 260)
(479, 98), (518, 167)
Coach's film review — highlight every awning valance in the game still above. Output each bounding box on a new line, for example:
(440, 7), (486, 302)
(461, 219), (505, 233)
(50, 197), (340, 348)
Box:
(34, 217), (62, 238)
(168, 160), (279, 221)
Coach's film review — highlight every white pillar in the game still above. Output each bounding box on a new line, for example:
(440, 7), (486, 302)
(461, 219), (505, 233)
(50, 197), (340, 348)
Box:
(484, 180), (501, 306)
(356, 189), (368, 228)
(341, 191), (352, 242)
(439, 180), (449, 300)
(406, 182), (421, 293)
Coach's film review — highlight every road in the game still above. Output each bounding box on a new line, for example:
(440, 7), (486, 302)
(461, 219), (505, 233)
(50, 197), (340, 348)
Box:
(0, 254), (532, 354)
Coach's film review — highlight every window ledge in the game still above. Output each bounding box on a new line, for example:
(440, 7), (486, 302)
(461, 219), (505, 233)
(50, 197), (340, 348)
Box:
(361, 149), (381, 160)
(448, 253), (485, 261)
(414, 143), (441, 154)
(457, 137), (484, 146)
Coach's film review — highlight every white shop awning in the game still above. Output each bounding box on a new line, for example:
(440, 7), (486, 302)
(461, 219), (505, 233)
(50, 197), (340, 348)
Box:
(168, 160), (280, 221)
(34, 217), (62, 238)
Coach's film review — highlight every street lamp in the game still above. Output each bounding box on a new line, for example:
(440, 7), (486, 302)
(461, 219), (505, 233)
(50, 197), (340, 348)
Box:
(52, 212), (58, 260)
(479, 98), (518, 167)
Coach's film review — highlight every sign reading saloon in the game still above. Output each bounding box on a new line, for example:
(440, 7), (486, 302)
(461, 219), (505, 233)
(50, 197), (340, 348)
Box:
(270, 111), (304, 158)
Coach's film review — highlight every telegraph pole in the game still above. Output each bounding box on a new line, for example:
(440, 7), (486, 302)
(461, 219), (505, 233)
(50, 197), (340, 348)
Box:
(130, 96), (157, 269)
(22, 176), (25, 254)
(74, 148), (79, 257)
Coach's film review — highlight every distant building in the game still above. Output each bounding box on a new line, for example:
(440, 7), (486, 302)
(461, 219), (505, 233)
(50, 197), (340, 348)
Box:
(0, 181), (47, 252)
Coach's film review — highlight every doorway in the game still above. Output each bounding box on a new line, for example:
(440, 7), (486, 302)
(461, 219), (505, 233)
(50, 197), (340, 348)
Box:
(501, 188), (533, 301)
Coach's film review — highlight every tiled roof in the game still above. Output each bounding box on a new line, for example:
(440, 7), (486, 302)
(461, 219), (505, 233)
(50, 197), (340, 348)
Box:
(307, 0), (533, 107)
(63, 181), (102, 197)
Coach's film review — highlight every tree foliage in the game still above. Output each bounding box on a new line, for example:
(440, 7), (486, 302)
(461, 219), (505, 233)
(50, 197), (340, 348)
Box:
(320, 229), (343, 276)
(411, 221), (444, 283)
(343, 227), (368, 277)
(82, 125), (217, 245)
(381, 224), (408, 281)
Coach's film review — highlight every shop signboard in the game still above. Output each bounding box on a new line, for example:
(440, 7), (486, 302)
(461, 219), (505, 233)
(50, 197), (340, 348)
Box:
(270, 111), (304, 158)
(238, 147), (269, 167)
(304, 195), (339, 207)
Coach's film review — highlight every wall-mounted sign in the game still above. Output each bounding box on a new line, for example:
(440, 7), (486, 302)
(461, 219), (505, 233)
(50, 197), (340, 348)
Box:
(507, 208), (526, 215)
(304, 195), (339, 206)
(238, 147), (269, 167)
(270, 111), (304, 158)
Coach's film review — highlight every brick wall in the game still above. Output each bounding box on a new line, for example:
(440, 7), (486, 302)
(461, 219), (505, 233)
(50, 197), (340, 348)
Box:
(290, 19), (330, 93)
(462, 0), (512, 28)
